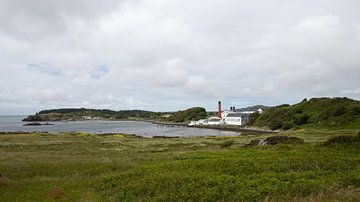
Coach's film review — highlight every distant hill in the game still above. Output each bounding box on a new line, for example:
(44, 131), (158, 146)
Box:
(207, 105), (271, 117)
(22, 107), (207, 123)
(249, 97), (360, 130)
(164, 107), (207, 123)
(23, 108), (162, 121)
(235, 105), (271, 112)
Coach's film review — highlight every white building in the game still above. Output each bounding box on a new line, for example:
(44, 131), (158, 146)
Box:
(187, 102), (264, 127)
(189, 119), (207, 126)
(82, 116), (92, 120)
(224, 112), (249, 126)
(221, 107), (263, 126)
(206, 117), (223, 125)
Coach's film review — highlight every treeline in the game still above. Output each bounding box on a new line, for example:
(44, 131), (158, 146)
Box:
(39, 108), (161, 119)
(23, 107), (207, 123)
(249, 97), (360, 130)
(24, 108), (163, 121)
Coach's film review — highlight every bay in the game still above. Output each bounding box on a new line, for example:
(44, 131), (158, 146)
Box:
(0, 116), (240, 137)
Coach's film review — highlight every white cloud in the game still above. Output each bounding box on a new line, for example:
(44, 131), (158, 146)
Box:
(296, 15), (340, 30)
(0, 0), (360, 114)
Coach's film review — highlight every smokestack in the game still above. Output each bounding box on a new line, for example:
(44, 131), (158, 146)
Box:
(218, 101), (222, 118)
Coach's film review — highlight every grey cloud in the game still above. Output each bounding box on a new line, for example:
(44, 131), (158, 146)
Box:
(0, 0), (360, 114)
(0, 0), (125, 40)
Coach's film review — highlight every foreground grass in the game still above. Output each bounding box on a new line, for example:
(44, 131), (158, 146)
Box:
(0, 130), (360, 201)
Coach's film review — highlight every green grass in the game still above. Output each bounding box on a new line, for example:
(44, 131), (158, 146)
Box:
(1, 129), (360, 201)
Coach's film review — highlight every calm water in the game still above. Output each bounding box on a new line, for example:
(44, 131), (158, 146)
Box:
(0, 116), (240, 137)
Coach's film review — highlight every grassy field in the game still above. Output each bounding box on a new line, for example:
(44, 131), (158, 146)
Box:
(1, 129), (360, 201)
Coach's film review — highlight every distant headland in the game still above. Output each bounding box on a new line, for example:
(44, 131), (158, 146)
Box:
(23, 97), (360, 131)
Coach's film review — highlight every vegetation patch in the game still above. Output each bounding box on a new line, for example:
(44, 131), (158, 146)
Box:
(0, 174), (14, 187)
(22, 107), (207, 124)
(164, 107), (207, 123)
(97, 144), (360, 201)
(249, 97), (360, 130)
(2, 131), (360, 201)
(323, 135), (360, 146)
(46, 188), (65, 200)
(219, 139), (235, 148)
(246, 136), (304, 146)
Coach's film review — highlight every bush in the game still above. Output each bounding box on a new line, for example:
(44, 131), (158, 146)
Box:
(262, 136), (304, 145)
(282, 121), (295, 130)
(220, 140), (235, 148)
(245, 136), (304, 147)
(332, 106), (347, 116)
(269, 120), (283, 130)
(323, 135), (360, 146)
(294, 114), (310, 125)
(247, 112), (260, 125)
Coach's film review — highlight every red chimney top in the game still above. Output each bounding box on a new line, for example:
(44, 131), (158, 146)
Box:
(218, 101), (222, 118)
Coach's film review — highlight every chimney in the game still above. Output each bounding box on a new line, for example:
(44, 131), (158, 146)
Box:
(218, 101), (222, 118)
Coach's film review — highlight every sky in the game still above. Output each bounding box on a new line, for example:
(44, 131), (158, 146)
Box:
(0, 0), (360, 115)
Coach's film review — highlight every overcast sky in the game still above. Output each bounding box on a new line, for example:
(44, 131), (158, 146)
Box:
(1, 0), (360, 114)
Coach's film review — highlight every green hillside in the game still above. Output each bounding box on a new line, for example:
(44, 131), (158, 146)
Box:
(164, 107), (207, 123)
(249, 97), (360, 130)
(23, 107), (207, 123)
(23, 108), (162, 121)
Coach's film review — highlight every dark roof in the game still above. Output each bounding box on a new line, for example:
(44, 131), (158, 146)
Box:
(226, 113), (251, 117)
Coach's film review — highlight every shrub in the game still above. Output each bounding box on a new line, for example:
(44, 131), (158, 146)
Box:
(294, 114), (310, 125)
(220, 140), (235, 148)
(245, 139), (260, 147)
(246, 136), (304, 146)
(247, 112), (260, 125)
(351, 106), (360, 115)
(323, 135), (360, 146)
(263, 136), (304, 145)
(282, 121), (295, 130)
(332, 106), (347, 116)
(269, 120), (283, 130)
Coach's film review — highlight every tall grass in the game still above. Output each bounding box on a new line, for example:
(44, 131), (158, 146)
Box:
(1, 132), (360, 201)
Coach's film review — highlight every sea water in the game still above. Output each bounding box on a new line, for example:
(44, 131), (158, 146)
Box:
(0, 116), (240, 137)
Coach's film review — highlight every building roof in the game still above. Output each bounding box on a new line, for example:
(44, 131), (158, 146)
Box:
(208, 117), (222, 121)
(226, 112), (251, 117)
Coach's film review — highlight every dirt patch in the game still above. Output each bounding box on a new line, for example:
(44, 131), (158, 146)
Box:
(46, 188), (65, 199)
(0, 174), (14, 186)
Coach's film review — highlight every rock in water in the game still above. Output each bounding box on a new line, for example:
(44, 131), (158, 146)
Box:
(23, 122), (42, 126)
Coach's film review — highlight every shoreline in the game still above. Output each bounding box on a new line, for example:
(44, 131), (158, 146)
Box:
(8, 119), (276, 135)
(150, 120), (276, 134)
(189, 125), (276, 134)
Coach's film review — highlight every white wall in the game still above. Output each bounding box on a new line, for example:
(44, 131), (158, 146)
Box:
(225, 117), (242, 126)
